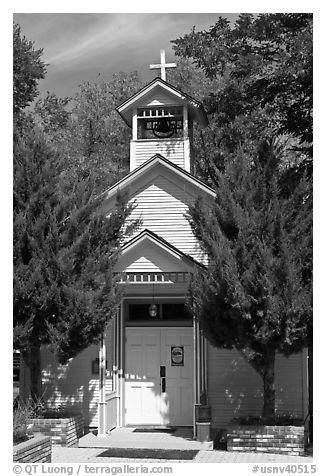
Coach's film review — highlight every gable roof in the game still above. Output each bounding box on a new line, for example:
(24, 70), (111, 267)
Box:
(116, 77), (208, 128)
(116, 228), (205, 273)
(103, 153), (216, 204)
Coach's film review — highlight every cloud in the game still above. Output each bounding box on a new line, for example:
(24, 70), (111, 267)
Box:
(13, 13), (237, 97)
(41, 14), (184, 70)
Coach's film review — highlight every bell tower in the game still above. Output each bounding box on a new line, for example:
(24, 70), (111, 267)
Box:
(116, 50), (208, 172)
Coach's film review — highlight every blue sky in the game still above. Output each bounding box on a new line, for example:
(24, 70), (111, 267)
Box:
(13, 13), (239, 99)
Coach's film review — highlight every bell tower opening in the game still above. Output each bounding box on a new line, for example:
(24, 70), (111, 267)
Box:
(137, 106), (184, 140)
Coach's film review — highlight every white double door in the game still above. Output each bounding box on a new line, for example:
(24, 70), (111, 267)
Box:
(125, 327), (193, 426)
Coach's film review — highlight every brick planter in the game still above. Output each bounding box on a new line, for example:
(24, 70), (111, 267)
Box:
(227, 424), (305, 456)
(13, 434), (51, 463)
(28, 414), (84, 447)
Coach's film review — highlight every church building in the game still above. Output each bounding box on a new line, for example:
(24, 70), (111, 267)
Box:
(20, 51), (309, 439)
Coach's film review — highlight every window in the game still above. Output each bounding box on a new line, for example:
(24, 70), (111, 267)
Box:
(127, 303), (191, 322)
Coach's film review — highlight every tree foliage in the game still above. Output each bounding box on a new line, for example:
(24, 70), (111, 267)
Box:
(173, 13), (312, 144)
(187, 141), (312, 417)
(13, 122), (133, 398)
(13, 24), (137, 399)
(13, 22), (47, 115)
(34, 72), (144, 194)
(172, 14), (313, 418)
(171, 13), (313, 185)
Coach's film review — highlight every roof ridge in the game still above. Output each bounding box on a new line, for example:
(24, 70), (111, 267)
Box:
(121, 228), (206, 269)
(102, 154), (216, 198)
(116, 77), (203, 112)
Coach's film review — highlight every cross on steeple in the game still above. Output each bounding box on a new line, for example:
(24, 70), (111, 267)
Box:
(150, 49), (176, 81)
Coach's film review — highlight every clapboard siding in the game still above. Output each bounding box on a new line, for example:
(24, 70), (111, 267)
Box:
(207, 345), (306, 428)
(124, 175), (205, 263)
(131, 139), (187, 170)
(21, 323), (114, 428)
(125, 256), (163, 272)
(138, 90), (183, 108)
(118, 240), (193, 273)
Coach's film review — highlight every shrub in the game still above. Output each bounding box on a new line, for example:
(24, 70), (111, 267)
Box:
(13, 397), (45, 444)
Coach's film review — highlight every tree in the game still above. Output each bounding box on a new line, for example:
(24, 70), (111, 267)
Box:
(172, 14), (313, 419)
(13, 125), (133, 399)
(187, 140), (312, 418)
(34, 72), (144, 194)
(13, 24), (136, 400)
(13, 22), (46, 116)
(172, 14), (313, 184)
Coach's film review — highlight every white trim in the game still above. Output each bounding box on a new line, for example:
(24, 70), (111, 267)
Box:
(129, 142), (136, 171)
(121, 232), (193, 263)
(98, 332), (107, 437)
(302, 348), (309, 423)
(104, 155), (216, 201)
(118, 80), (195, 114)
(119, 305), (124, 427)
(193, 316), (197, 437)
(183, 104), (188, 139)
(116, 79), (208, 129)
(132, 109), (138, 141)
(184, 138), (190, 172)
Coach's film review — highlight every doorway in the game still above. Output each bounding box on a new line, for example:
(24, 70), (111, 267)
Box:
(125, 327), (193, 426)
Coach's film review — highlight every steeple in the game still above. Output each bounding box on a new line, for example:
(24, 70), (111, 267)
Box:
(116, 51), (208, 172)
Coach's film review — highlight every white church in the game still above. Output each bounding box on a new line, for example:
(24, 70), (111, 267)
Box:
(20, 51), (309, 439)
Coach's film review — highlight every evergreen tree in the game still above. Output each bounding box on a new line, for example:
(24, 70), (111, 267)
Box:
(187, 140), (312, 418)
(13, 125), (132, 399)
(13, 23), (135, 400)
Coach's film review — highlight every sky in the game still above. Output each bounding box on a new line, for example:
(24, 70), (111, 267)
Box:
(13, 12), (240, 99)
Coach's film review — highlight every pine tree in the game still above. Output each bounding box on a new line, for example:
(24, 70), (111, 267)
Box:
(187, 140), (312, 418)
(13, 125), (131, 400)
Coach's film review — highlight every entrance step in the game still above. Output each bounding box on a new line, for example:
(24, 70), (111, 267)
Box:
(78, 427), (213, 453)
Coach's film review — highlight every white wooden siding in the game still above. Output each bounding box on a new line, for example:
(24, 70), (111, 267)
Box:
(124, 175), (205, 263)
(138, 90), (183, 108)
(21, 322), (114, 428)
(130, 139), (189, 171)
(117, 238), (194, 274)
(207, 345), (307, 428)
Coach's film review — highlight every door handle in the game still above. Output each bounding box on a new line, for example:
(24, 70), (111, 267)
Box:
(160, 366), (166, 392)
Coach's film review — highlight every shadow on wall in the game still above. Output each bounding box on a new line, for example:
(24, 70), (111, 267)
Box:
(208, 348), (304, 426)
(40, 344), (112, 428)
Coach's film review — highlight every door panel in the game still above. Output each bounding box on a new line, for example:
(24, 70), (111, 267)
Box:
(125, 329), (161, 424)
(160, 329), (193, 425)
(125, 327), (193, 425)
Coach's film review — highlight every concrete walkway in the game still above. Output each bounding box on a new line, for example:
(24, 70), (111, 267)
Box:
(52, 427), (313, 463)
(53, 446), (313, 463)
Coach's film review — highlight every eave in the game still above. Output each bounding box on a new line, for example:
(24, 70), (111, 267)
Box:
(103, 153), (216, 202)
(116, 77), (208, 128)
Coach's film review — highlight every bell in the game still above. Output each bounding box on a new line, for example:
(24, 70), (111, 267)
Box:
(153, 118), (174, 137)
(148, 303), (158, 318)
(155, 118), (172, 133)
